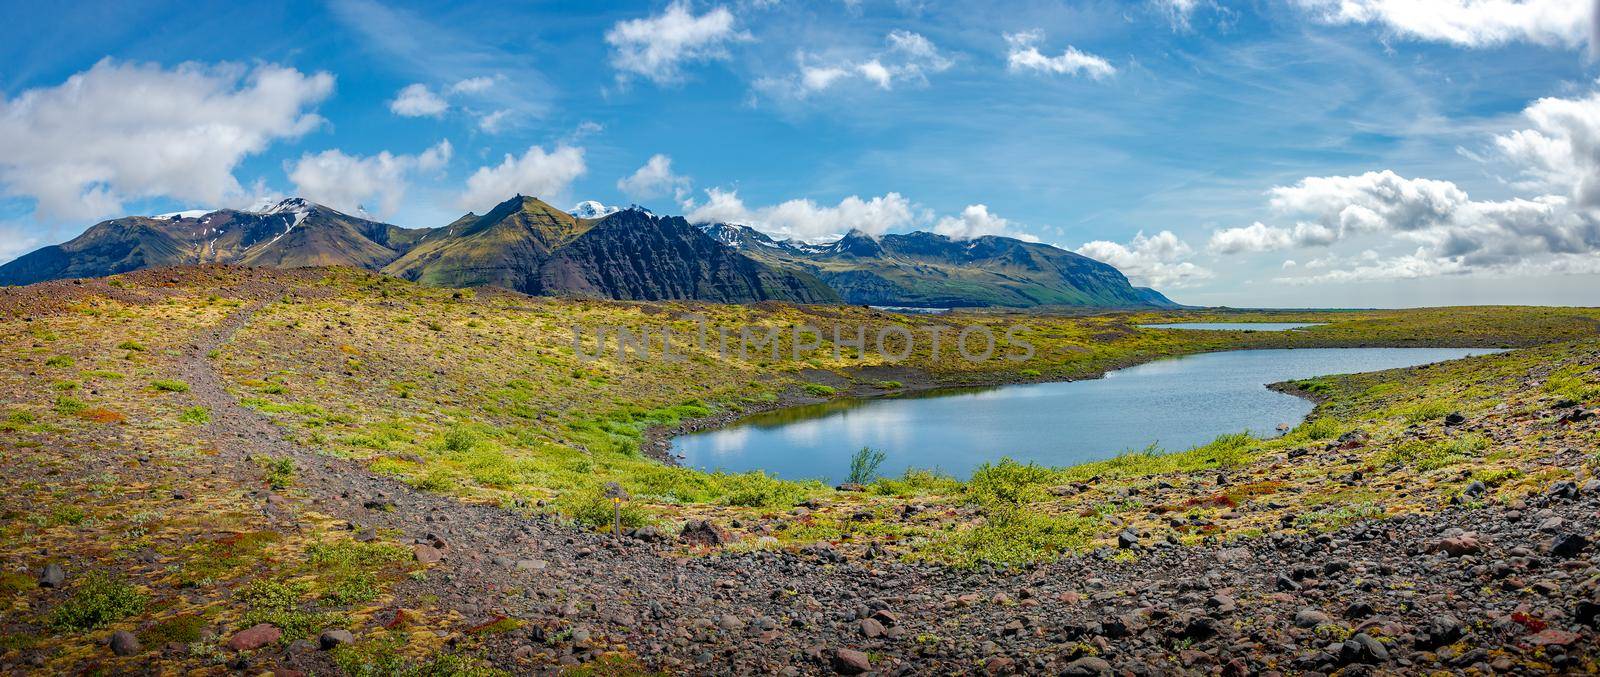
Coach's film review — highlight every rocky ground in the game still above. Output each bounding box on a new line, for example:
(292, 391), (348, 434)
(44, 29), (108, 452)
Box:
(2, 268), (1598, 675)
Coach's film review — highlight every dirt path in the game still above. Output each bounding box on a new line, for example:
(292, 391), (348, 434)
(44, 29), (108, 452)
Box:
(173, 303), (1600, 676)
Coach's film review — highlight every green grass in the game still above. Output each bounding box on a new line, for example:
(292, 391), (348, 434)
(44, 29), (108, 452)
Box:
(179, 406), (211, 424)
(236, 579), (338, 643)
(116, 340), (146, 351)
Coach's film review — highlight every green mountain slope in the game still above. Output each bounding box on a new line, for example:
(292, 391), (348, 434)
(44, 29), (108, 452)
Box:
(701, 224), (1177, 308)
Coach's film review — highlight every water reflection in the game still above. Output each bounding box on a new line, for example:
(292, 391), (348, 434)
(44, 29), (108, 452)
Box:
(673, 348), (1501, 485)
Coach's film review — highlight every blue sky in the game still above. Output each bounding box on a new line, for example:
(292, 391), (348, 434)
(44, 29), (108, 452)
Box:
(1, 0), (1597, 307)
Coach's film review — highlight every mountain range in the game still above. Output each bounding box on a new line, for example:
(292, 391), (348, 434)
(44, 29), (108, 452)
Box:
(0, 196), (1175, 308)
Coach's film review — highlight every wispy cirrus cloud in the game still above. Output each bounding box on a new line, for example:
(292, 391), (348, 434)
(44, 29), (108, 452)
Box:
(753, 30), (953, 100)
(328, 0), (551, 117)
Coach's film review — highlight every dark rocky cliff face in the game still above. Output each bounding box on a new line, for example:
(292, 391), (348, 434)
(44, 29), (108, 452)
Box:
(535, 210), (838, 303)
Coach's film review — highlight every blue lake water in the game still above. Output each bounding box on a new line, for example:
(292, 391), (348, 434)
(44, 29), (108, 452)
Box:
(1140, 322), (1324, 331)
(672, 347), (1500, 484)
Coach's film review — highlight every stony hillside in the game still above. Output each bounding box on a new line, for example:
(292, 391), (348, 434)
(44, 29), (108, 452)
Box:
(1, 266), (1596, 674)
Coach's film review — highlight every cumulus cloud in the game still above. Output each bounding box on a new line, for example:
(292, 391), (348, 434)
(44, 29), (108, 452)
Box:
(1208, 221), (1294, 254)
(1076, 231), (1212, 288)
(606, 1), (745, 85)
(755, 30), (953, 99)
(682, 188), (916, 241)
(1294, 0), (1592, 49)
(286, 140), (452, 218)
(459, 145), (587, 212)
(0, 58), (332, 221)
(1217, 87), (1600, 284)
(932, 204), (1039, 241)
(617, 154), (691, 200)
(389, 83), (448, 117)
(1004, 31), (1116, 80)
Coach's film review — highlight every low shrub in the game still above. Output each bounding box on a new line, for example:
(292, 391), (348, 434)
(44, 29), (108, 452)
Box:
(49, 572), (147, 631)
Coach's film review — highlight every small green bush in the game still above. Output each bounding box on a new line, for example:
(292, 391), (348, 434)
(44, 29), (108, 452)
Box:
(257, 456), (295, 489)
(49, 572), (147, 631)
(45, 355), (74, 368)
(150, 379), (190, 393)
(847, 446), (886, 484)
(179, 406), (211, 425)
(116, 341), (146, 352)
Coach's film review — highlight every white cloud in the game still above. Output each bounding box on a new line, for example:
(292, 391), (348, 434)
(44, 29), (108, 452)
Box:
(1495, 90), (1600, 207)
(459, 144), (587, 212)
(605, 1), (745, 85)
(1208, 221), (1294, 254)
(389, 83), (448, 117)
(932, 204), (1039, 241)
(0, 58), (332, 221)
(0, 222), (40, 265)
(617, 154), (691, 201)
(449, 76), (498, 94)
(755, 30), (953, 99)
(286, 140), (452, 218)
(477, 109), (513, 133)
(682, 188), (916, 241)
(1294, 0), (1591, 49)
(1156, 0), (1202, 27)
(1076, 231), (1212, 288)
(1004, 31), (1116, 80)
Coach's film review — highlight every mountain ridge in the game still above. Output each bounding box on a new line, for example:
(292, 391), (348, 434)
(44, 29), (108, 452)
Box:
(0, 197), (1176, 308)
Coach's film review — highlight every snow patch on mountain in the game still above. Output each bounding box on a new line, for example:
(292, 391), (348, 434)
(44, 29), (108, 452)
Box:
(569, 200), (620, 219)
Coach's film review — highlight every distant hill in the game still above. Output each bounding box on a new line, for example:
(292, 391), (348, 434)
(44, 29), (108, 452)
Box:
(0, 198), (427, 286)
(0, 196), (1175, 308)
(699, 223), (1176, 308)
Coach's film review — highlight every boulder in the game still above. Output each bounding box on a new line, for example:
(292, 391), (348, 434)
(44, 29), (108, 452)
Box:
(227, 624), (281, 651)
(831, 648), (871, 674)
(679, 520), (729, 547)
(318, 629), (354, 650)
(109, 630), (141, 656)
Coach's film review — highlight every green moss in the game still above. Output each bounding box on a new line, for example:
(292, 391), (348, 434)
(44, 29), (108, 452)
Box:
(116, 340), (146, 351)
(45, 355), (74, 368)
(150, 379), (190, 393)
(179, 406), (211, 425)
(802, 383), (837, 397)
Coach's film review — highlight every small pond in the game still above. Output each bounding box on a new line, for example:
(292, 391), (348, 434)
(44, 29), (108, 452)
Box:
(1139, 322), (1324, 331)
(671, 347), (1500, 484)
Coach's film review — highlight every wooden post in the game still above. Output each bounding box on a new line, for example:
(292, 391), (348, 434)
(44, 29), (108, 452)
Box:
(604, 482), (629, 540)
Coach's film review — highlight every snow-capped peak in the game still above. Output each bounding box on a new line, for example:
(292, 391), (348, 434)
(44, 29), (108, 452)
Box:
(259, 197), (313, 216)
(569, 200), (620, 219)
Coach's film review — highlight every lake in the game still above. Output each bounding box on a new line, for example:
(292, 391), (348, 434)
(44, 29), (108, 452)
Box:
(1140, 322), (1324, 331)
(671, 347), (1500, 484)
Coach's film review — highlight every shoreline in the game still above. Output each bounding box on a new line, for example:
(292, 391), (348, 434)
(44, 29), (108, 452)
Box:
(641, 338), (1513, 471)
